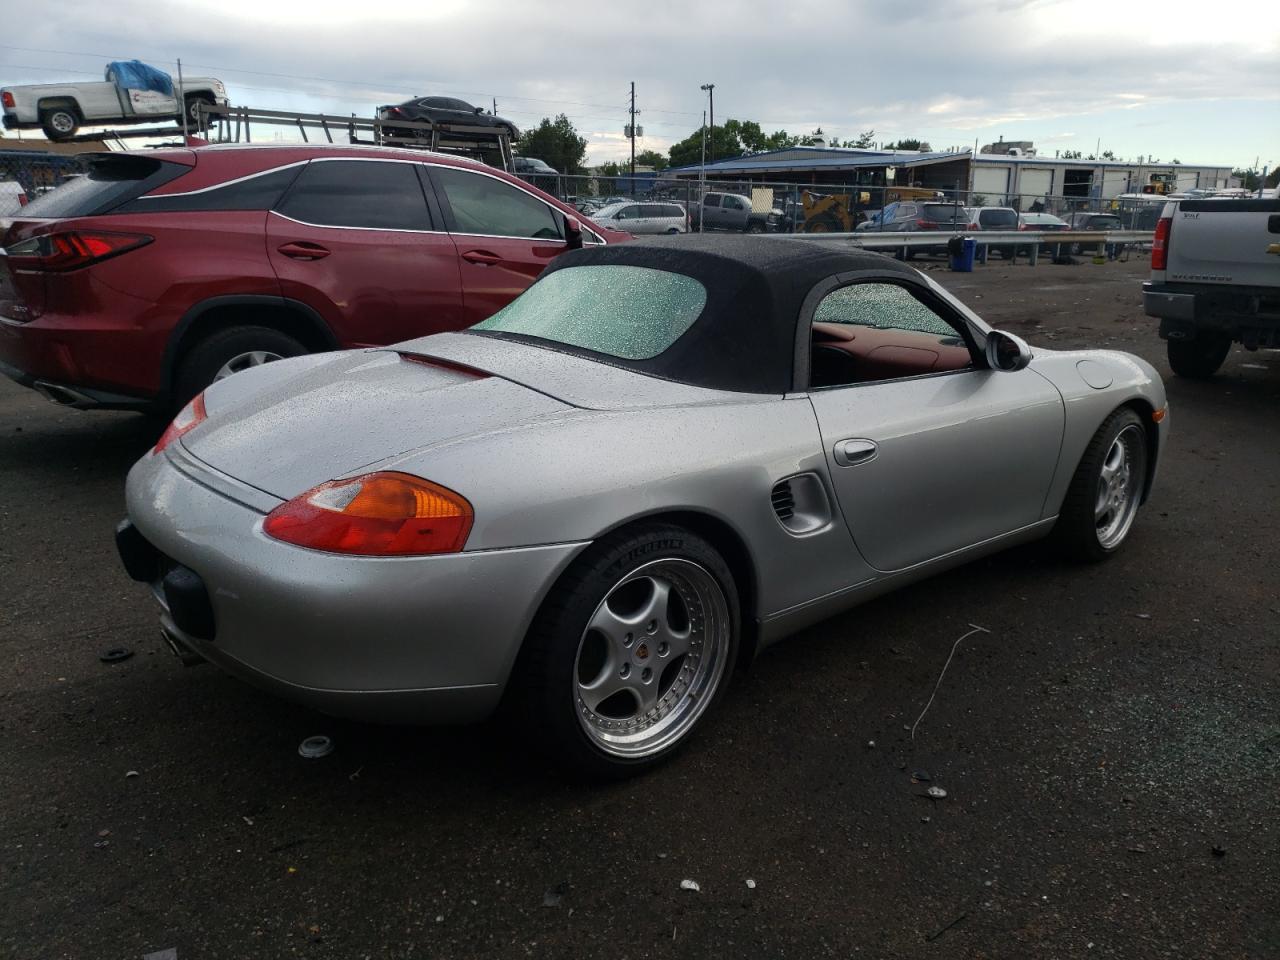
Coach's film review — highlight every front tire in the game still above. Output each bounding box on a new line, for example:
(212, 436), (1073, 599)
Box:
(518, 523), (740, 778)
(1167, 332), (1231, 379)
(1052, 407), (1148, 562)
(185, 94), (216, 131)
(172, 325), (306, 409)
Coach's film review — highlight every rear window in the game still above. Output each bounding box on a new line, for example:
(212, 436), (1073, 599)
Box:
(978, 208), (1019, 228)
(1088, 215), (1121, 228)
(19, 156), (187, 219)
(921, 203), (966, 222)
(473, 265), (707, 360)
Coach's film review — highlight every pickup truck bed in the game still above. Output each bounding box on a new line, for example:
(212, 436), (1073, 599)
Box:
(1142, 198), (1280, 377)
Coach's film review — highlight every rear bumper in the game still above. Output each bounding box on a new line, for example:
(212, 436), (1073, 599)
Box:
(122, 446), (589, 723)
(0, 314), (162, 409)
(1144, 281), (1280, 345)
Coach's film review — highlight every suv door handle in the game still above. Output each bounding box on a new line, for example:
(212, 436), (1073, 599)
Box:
(277, 241), (330, 260)
(833, 438), (878, 466)
(461, 249), (502, 265)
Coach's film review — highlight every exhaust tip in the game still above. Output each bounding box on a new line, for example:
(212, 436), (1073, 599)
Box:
(33, 380), (94, 407)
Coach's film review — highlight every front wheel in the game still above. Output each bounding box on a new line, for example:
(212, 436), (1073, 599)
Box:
(185, 94), (215, 131)
(517, 524), (739, 778)
(1052, 407), (1148, 562)
(1167, 332), (1231, 379)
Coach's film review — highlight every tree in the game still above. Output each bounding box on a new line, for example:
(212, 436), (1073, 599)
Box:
(635, 149), (668, 171)
(1233, 168), (1262, 190)
(888, 138), (931, 151)
(517, 114), (588, 174)
(847, 129), (876, 148)
(668, 123), (745, 168)
(597, 161), (623, 178)
(1061, 150), (1083, 159)
(1100, 150), (1116, 160)
(1267, 167), (1280, 189)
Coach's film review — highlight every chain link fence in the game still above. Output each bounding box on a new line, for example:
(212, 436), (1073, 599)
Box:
(524, 172), (1171, 235)
(0, 150), (90, 206)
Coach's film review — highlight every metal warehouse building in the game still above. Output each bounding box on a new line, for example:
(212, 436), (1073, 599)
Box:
(669, 145), (1235, 203)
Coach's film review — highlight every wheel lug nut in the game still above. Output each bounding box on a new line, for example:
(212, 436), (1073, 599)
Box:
(623, 633), (633, 647)
(620, 663), (630, 678)
(646, 620), (657, 634)
(641, 667), (652, 683)
(658, 641), (669, 656)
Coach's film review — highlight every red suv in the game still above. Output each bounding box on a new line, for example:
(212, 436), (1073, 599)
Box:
(0, 144), (627, 411)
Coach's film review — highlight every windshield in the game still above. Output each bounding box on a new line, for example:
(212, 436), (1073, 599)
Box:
(473, 265), (708, 360)
(979, 208), (1019, 227)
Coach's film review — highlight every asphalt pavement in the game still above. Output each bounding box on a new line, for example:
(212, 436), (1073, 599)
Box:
(2, 256), (1277, 959)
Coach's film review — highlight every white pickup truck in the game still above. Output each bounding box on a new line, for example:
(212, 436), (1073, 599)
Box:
(1142, 197), (1280, 377)
(1, 62), (227, 141)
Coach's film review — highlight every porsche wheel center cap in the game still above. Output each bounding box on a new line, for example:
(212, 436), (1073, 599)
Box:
(635, 642), (650, 661)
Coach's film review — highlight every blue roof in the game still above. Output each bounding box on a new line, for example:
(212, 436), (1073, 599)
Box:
(669, 147), (969, 175)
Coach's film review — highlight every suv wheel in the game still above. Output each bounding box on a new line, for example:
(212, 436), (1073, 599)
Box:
(746, 220), (766, 234)
(1167, 332), (1231, 379)
(173, 326), (306, 408)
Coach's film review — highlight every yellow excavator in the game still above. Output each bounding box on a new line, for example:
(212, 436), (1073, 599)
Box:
(799, 186), (944, 233)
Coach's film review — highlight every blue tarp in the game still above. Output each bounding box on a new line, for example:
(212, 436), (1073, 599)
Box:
(107, 60), (174, 96)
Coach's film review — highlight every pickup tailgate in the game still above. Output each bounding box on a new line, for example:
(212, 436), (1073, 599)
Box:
(1167, 199), (1280, 287)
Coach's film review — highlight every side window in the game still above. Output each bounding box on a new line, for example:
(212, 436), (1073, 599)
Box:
(614, 205), (638, 221)
(703, 194), (722, 208)
(899, 204), (917, 219)
(432, 166), (562, 240)
(276, 160), (430, 230)
(123, 165), (303, 213)
(723, 196), (742, 211)
(809, 282), (974, 388)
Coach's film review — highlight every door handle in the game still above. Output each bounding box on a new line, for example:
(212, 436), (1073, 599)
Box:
(277, 241), (330, 260)
(461, 249), (503, 266)
(833, 438), (878, 467)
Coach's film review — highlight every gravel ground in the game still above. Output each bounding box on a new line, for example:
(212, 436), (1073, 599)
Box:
(1, 256), (1277, 959)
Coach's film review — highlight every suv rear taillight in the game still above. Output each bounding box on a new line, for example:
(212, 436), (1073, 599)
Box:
(915, 219), (939, 230)
(1151, 216), (1172, 271)
(4, 231), (152, 272)
(17, 193), (27, 206)
(1, 92), (14, 108)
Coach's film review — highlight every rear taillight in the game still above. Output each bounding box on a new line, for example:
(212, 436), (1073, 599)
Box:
(1, 92), (14, 108)
(1152, 216), (1172, 271)
(1019, 223), (1030, 230)
(4, 231), (152, 272)
(915, 220), (938, 230)
(263, 472), (473, 556)
(153, 393), (207, 455)
(968, 222), (980, 230)
(17, 194), (27, 206)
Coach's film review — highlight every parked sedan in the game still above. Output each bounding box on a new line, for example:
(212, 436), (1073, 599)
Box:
(377, 96), (520, 141)
(1019, 212), (1071, 254)
(591, 200), (689, 234)
(855, 200), (968, 256)
(118, 235), (1168, 778)
(1067, 212), (1126, 255)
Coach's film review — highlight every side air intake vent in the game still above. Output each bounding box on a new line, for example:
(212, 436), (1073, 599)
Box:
(770, 480), (796, 522)
(769, 472), (833, 536)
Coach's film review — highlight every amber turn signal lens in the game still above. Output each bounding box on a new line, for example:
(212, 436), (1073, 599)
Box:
(263, 472), (473, 556)
(1152, 408), (1167, 423)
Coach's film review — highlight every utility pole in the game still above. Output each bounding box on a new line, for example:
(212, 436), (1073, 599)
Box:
(629, 81), (638, 196)
(492, 97), (498, 116)
(177, 58), (188, 141)
(700, 83), (715, 165)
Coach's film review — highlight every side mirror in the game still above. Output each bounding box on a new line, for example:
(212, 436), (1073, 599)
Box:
(564, 215), (584, 250)
(986, 330), (1033, 372)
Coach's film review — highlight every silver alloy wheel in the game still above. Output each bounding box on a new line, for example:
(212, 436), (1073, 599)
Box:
(49, 111), (76, 134)
(213, 350), (282, 382)
(574, 558), (730, 759)
(1095, 424), (1145, 550)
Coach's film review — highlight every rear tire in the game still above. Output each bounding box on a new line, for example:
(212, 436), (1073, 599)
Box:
(1167, 333), (1230, 379)
(172, 326), (306, 410)
(185, 94), (216, 131)
(1051, 407), (1148, 562)
(516, 523), (740, 779)
(40, 107), (79, 140)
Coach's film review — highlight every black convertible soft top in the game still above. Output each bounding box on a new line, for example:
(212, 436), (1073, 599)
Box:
(536, 234), (915, 394)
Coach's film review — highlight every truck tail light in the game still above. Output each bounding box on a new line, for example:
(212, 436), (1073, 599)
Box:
(17, 193), (27, 206)
(1, 92), (14, 108)
(1151, 216), (1172, 271)
(4, 231), (152, 272)
(263, 472), (473, 556)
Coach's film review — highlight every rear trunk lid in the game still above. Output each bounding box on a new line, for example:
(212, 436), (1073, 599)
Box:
(182, 349), (577, 499)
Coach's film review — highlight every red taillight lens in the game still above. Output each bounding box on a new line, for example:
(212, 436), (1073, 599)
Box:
(1152, 216), (1172, 271)
(915, 220), (938, 230)
(4, 231), (152, 272)
(263, 472), (474, 556)
(1, 92), (14, 108)
(17, 193), (27, 206)
(153, 393), (207, 455)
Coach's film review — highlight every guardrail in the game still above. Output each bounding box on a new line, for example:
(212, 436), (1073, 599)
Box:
(778, 229), (1154, 266)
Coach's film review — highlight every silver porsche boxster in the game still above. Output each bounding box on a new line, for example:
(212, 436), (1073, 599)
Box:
(117, 236), (1168, 776)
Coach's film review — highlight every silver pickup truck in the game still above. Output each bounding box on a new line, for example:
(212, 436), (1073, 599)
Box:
(1, 63), (226, 141)
(1143, 197), (1280, 377)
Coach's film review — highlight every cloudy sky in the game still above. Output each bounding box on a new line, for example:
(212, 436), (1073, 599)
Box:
(1, 0), (1276, 170)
